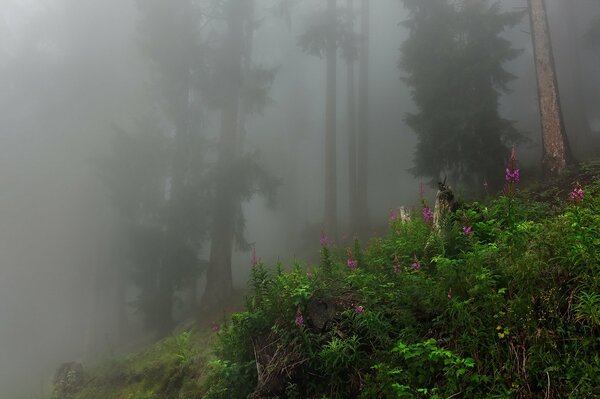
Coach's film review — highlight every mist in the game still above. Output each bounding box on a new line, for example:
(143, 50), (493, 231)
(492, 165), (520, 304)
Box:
(0, 0), (598, 397)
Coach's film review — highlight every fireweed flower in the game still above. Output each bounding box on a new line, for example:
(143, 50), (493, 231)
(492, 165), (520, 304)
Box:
(569, 183), (584, 203)
(504, 146), (520, 196)
(354, 305), (365, 314)
(422, 207), (433, 223)
(347, 257), (358, 271)
(295, 310), (305, 328)
(393, 263), (402, 273)
(462, 225), (473, 236)
(411, 255), (421, 271)
(505, 167), (520, 184)
(319, 231), (330, 247)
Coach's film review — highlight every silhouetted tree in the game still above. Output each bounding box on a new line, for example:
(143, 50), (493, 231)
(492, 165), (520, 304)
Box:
(400, 0), (522, 190)
(132, 0), (209, 335)
(344, 0), (358, 233)
(356, 0), (370, 231)
(299, 0), (349, 239)
(201, 0), (278, 308)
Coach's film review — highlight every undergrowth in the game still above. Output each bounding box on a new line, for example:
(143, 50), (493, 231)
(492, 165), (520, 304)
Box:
(204, 162), (600, 399)
(66, 161), (600, 399)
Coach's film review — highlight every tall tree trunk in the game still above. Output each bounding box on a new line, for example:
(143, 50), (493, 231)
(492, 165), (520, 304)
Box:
(347, 0), (358, 233)
(528, 0), (572, 174)
(202, 0), (246, 308)
(325, 0), (338, 239)
(357, 0), (369, 232)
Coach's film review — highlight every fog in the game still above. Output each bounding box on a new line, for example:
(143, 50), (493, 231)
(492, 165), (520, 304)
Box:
(0, 0), (598, 396)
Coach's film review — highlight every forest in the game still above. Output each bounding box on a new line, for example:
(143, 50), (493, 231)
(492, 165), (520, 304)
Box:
(0, 0), (599, 398)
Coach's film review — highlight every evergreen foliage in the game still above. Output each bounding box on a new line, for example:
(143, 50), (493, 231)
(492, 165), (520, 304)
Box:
(400, 0), (524, 190)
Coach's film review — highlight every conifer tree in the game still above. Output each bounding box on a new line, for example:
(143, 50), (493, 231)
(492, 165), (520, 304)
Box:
(400, 0), (522, 190)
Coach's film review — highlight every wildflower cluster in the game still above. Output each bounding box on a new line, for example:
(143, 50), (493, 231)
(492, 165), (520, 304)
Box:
(569, 182), (584, 203)
(347, 248), (358, 272)
(419, 182), (434, 224)
(411, 254), (421, 271)
(319, 231), (330, 247)
(504, 146), (520, 196)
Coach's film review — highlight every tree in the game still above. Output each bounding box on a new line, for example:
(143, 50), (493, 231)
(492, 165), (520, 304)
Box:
(298, 1), (339, 239)
(132, 0), (209, 334)
(325, 0), (339, 239)
(356, 0), (369, 231)
(528, 0), (572, 174)
(400, 0), (522, 190)
(201, 0), (278, 308)
(340, 0), (369, 235)
(344, 0), (359, 232)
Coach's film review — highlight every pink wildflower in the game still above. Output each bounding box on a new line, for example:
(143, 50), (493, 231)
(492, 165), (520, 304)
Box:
(462, 225), (473, 236)
(505, 147), (520, 183)
(389, 209), (398, 222)
(354, 305), (364, 314)
(505, 167), (520, 184)
(347, 258), (358, 271)
(422, 207), (433, 223)
(393, 263), (402, 273)
(569, 183), (584, 203)
(320, 231), (330, 247)
(411, 254), (421, 271)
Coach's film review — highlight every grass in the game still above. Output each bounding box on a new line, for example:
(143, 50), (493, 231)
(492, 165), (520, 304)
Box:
(60, 160), (600, 399)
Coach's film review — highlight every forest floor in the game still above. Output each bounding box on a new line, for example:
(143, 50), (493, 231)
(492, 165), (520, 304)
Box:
(56, 160), (600, 399)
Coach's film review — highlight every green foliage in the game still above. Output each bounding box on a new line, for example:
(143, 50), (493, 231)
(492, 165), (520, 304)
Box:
(400, 0), (524, 189)
(203, 172), (600, 398)
(362, 339), (478, 398)
(71, 330), (215, 399)
(80, 169), (600, 399)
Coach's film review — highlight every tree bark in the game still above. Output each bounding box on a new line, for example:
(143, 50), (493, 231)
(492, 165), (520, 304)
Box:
(325, 0), (338, 239)
(202, 0), (246, 308)
(346, 0), (358, 233)
(357, 0), (369, 232)
(528, 0), (572, 174)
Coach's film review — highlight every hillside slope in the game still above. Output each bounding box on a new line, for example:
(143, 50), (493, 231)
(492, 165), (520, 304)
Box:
(59, 161), (600, 399)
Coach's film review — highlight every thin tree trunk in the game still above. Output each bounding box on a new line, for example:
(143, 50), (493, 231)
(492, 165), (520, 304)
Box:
(202, 0), (246, 308)
(347, 0), (358, 233)
(528, 0), (572, 174)
(325, 0), (338, 239)
(357, 0), (369, 232)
